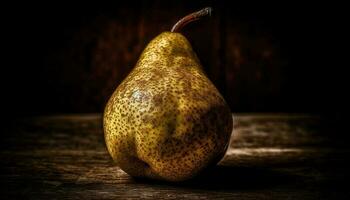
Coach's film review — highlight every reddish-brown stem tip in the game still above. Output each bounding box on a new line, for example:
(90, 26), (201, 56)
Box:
(171, 7), (212, 33)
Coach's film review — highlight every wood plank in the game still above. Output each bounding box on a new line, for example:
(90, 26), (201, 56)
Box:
(1, 114), (348, 199)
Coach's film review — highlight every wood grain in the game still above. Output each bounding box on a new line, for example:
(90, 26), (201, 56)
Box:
(1, 114), (348, 199)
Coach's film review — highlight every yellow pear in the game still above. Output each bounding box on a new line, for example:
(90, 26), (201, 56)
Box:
(104, 7), (233, 181)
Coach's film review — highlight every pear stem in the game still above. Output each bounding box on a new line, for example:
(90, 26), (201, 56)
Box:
(171, 7), (212, 32)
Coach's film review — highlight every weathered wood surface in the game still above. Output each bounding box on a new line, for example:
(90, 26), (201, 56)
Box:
(0, 114), (348, 199)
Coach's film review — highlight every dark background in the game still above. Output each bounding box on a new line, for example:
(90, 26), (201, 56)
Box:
(2, 1), (346, 119)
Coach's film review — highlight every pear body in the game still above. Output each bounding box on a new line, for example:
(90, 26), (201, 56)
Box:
(104, 32), (233, 181)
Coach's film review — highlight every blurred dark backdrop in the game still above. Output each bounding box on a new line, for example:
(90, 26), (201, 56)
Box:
(2, 1), (346, 118)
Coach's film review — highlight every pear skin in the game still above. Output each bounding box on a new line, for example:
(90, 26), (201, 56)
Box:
(104, 31), (233, 181)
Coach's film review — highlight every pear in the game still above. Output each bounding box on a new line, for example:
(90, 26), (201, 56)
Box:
(104, 7), (233, 181)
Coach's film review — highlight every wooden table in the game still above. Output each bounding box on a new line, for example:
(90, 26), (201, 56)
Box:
(1, 114), (348, 199)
